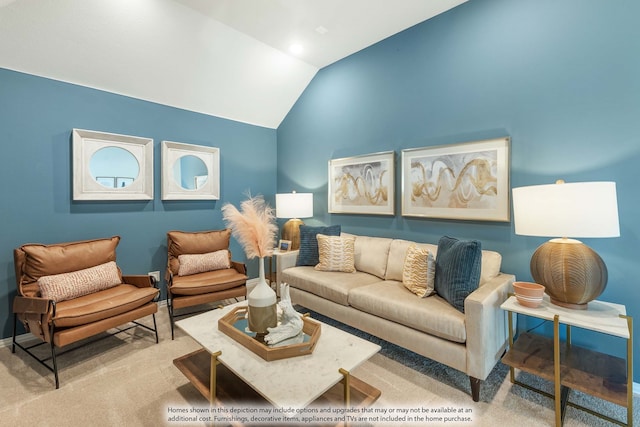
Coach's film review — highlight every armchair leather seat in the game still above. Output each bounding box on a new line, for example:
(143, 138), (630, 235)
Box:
(53, 284), (158, 328)
(169, 268), (247, 296)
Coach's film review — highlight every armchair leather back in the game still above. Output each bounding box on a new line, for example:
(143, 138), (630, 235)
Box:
(14, 236), (120, 297)
(166, 229), (232, 277)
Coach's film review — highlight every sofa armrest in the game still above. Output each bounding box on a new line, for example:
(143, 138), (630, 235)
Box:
(122, 275), (155, 288)
(464, 272), (515, 380)
(277, 250), (299, 276)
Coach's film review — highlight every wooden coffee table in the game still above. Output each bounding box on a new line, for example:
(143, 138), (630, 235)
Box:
(174, 301), (381, 412)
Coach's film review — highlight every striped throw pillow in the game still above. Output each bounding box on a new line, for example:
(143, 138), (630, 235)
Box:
(402, 244), (436, 297)
(434, 236), (482, 313)
(314, 234), (356, 273)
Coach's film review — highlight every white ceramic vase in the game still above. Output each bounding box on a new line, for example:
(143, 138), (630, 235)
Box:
(247, 257), (277, 334)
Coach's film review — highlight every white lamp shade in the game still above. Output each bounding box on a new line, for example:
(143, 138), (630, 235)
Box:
(276, 192), (313, 219)
(512, 181), (619, 238)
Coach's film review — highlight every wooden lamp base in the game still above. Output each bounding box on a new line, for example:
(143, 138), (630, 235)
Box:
(281, 218), (304, 250)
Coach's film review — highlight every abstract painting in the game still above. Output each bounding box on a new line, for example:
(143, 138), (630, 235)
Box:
(401, 138), (510, 221)
(328, 151), (395, 215)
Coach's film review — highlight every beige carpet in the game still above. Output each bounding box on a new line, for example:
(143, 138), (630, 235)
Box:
(1, 303), (637, 427)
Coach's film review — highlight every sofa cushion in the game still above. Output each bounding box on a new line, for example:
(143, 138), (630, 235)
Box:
(479, 250), (502, 284)
(296, 225), (341, 266)
(53, 284), (158, 328)
(283, 266), (381, 306)
(434, 236), (482, 313)
(386, 239), (438, 282)
(347, 234), (392, 279)
(38, 261), (122, 302)
(178, 250), (231, 276)
(315, 234), (356, 273)
(348, 281), (466, 343)
(402, 245), (436, 297)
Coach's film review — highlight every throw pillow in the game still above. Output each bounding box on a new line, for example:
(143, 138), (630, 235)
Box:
(315, 234), (356, 273)
(402, 244), (436, 297)
(178, 249), (231, 276)
(38, 261), (122, 302)
(296, 224), (341, 266)
(434, 236), (482, 313)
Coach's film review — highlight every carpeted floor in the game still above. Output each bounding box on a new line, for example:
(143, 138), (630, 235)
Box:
(0, 302), (637, 426)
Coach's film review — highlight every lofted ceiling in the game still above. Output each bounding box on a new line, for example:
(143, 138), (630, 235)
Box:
(0, 0), (467, 129)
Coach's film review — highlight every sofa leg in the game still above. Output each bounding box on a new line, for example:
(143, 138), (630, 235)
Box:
(469, 376), (481, 402)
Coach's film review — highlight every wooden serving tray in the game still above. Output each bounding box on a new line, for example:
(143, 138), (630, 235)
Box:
(218, 306), (321, 361)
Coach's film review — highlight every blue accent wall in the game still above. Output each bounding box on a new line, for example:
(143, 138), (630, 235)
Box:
(0, 68), (277, 338)
(278, 0), (640, 378)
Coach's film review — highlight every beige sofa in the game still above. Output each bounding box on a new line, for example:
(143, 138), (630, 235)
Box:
(278, 233), (515, 402)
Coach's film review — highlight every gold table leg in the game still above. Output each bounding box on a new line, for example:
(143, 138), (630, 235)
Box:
(210, 351), (222, 403)
(339, 368), (351, 427)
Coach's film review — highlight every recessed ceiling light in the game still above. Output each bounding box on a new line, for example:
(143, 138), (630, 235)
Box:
(315, 26), (328, 35)
(289, 43), (303, 55)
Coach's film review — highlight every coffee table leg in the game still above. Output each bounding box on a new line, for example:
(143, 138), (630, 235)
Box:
(339, 368), (351, 407)
(210, 351), (222, 403)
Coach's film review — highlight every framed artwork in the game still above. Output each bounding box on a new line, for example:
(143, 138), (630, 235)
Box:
(72, 129), (153, 200)
(328, 151), (395, 215)
(278, 240), (292, 252)
(401, 137), (510, 222)
(161, 141), (220, 200)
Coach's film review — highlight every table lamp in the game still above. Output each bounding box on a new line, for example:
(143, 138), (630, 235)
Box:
(512, 181), (619, 309)
(276, 191), (313, 250)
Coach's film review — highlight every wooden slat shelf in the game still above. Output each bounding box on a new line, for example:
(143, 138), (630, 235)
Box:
(502, 332), (628, 407)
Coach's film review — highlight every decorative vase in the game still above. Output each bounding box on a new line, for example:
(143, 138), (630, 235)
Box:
(248, 257), (277, 334)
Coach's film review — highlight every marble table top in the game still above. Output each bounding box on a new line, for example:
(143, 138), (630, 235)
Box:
(501, 295), (629, 338)
(176, 301), (381, 409)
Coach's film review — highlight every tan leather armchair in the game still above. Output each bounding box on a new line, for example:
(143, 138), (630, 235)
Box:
(166, 229), (248, 339)
(12, 236), (159, 388)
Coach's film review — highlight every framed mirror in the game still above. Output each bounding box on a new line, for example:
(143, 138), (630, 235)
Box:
(72, 129), (154, 200)
(161, 141), (220, 200)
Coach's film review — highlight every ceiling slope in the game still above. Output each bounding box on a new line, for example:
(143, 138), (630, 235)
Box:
(0, 0), (466, 129)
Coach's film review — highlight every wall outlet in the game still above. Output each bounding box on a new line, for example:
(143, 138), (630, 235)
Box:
(148, 271), (161, 283)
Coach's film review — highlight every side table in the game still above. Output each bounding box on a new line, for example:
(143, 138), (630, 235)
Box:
(501, 295), (633, 427)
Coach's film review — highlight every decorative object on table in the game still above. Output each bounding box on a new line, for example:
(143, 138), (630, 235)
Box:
(512, 281), (545, 308)
(278, 239), (291, 252)
(275, 191), (313, 250)
(328, 151), (395, 215)
(512, 181), (620, 309)
(265, 284), (304, 347)
(401, 137), (510, 221)
(222, 195), (278, 333)
(217, 305), (321, 361)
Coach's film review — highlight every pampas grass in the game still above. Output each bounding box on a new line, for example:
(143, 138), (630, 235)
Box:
(221, 195), (278, 259)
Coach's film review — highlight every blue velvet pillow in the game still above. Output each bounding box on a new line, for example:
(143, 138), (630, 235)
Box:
(296, 225), (341, 266)
(434, 236), (482, 313)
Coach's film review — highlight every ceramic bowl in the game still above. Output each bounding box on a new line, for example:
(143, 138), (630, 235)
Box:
(513, 281), (545, 308)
